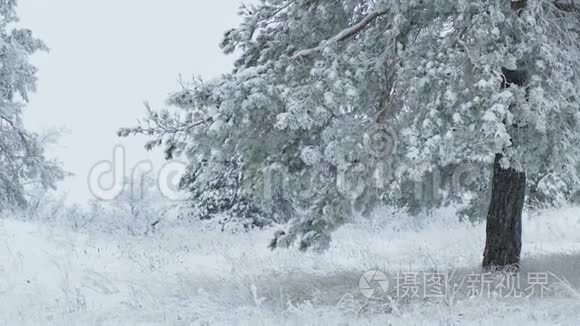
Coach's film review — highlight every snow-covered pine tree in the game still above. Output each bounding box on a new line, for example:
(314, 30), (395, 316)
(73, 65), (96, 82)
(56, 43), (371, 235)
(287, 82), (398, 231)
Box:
(391, 0), (580, 269)
(0, 0), (65, 211)
(123, 0), (580, 268)
(121, 0), (403, 246)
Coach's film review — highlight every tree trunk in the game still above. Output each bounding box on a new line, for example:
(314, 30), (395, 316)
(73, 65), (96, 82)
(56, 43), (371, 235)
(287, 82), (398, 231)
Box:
(482, 0), (529, 271)
(482, 154), (526, 270)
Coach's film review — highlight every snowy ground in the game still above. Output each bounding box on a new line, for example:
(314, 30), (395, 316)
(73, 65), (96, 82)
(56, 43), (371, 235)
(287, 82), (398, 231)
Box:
(1, 207), (580, 325)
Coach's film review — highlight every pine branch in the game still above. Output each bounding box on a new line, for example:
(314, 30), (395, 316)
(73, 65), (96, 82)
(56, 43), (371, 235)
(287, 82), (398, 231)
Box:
(0, 115), (30, 156)
(553, 0), (578, 12)
(293, 10), (388, 58)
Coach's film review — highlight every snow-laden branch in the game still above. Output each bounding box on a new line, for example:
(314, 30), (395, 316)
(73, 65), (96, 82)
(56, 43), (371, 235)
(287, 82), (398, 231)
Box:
(0, 115), (29, 153)
(553, 0), (579, 12)
(293, 10), (388, 58)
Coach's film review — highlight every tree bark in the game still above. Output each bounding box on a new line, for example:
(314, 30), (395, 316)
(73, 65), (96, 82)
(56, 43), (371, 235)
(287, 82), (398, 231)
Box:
(481, 0), (529, 271)
(482, 154), (526, 270)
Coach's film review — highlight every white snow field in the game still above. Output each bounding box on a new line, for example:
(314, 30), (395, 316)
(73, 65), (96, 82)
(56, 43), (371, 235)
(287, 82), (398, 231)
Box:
(1, 206), (580, 325)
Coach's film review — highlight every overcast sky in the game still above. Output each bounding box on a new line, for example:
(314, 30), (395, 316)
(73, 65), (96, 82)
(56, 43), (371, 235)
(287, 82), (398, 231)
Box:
(17, 1), (244, 204)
